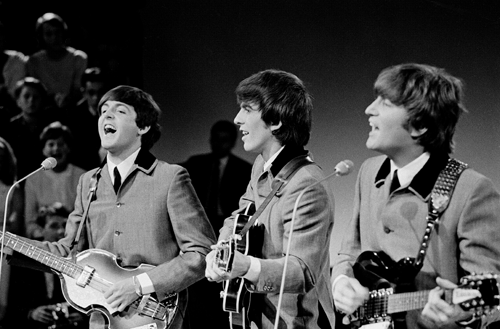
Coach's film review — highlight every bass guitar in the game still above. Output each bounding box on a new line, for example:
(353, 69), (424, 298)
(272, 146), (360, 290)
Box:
(347, 250), (500, 328)
(215, 202), (263, 329)
(1, 230), (182, 329)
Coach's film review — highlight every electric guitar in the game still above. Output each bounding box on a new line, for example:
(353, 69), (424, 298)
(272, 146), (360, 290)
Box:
(347, 250), (500, 328)
(215, 202), (263, 329)
(0, 231), (183, 329)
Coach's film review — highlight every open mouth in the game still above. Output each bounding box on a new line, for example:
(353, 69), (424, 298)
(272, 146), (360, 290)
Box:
(104, 124), (116, 135)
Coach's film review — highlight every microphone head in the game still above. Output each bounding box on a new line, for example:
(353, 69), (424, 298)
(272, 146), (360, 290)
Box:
(41, 157), (57, 170)
(335, 160), (354, 176)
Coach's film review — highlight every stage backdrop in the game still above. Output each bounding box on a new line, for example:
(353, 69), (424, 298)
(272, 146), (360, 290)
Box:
(138, 1), (500, 260)
(3, 0), (497, 261)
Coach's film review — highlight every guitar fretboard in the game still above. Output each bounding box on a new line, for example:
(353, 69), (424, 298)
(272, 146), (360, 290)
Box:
(0, 231), (82, 278)
(361, 289), (453, 317)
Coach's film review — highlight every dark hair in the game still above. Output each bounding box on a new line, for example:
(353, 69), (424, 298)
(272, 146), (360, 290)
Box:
(40, 121), (73, 148)
(81, 67), (105, 86)
(374, 63), (466, 154)
(35, 12), (68, 48)
(211, 120), (237, 143)
(0, 137), (17, 185)
(235, 69), (312, 146)
(36, 202), (70, 227)
(14, 77), (47, 100)
(98, 85), (161, 150)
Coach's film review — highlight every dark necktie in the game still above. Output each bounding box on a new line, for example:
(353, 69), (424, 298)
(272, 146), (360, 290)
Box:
(113, 167), (121, 193)
(390, 169), (400, 193)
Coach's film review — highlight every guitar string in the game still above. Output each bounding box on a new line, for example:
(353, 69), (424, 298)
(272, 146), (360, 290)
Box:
(2, 232), (169, 319)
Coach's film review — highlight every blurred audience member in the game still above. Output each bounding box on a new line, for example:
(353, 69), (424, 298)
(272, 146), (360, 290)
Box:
(1, 77), (58, 180)
(26, 13), (88, 110)
(63, 67), (107, 170)
(0, 20), (27, 127)
(4, 203), (88, 329)
(0, 137), (23, 325)
(24, 121), (85, 240)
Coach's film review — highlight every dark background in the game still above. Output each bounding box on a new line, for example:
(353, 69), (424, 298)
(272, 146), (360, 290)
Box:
(2, 0), (499, 258)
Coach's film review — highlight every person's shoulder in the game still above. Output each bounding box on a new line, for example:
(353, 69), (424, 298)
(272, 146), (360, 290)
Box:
(68, 163), (87, 176)
(457, 164), (498, 192)
(66, 46), (88, 60)
(153, 159), (185, 174)
(4, 50), (27, 62)
(27, 50), (46, 62)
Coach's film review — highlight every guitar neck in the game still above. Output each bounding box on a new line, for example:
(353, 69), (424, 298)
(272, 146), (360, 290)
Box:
(383, 289), (452, 314)
(0, 231), (82, 279)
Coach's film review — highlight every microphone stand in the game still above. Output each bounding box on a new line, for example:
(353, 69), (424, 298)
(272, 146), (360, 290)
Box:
(0, 162), (55, 283)
(273, 161), (353, 329)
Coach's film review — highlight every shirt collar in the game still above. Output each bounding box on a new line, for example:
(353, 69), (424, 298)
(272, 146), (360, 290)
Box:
(375, 152), (450, 198)
(264, 145), (285, 172)
(390, 152), (430, 188)
(107, 147), (141, 181)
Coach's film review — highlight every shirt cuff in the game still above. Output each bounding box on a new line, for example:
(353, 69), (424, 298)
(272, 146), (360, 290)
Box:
(136, 273), (155, 294)
(332, 274), (348, 293)
(243, 256), (261, 284)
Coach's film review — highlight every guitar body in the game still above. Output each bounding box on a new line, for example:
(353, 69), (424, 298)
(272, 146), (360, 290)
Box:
(348, 250), (500, 329)
(218, 202), (263, 329)
(1, 230), (182, 329)
(59, 249), (183, 329)
(353, 250), (419, 292)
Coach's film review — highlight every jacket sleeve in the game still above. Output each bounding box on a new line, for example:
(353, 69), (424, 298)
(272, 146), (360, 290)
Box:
(144, 167), (217, 301)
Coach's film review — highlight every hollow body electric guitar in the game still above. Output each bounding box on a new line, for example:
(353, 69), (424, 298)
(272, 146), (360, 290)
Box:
(0, 231), (181, 329)
(348, 250), (500, 328)
(215, 202), (264, 329)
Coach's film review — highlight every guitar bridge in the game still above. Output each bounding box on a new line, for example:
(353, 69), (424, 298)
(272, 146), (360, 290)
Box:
(76, 265), (95, 287)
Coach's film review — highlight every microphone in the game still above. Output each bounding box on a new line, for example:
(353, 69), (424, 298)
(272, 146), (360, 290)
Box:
(274, 159), (354, 329)
(0, 157), (57, 282)
(41, 157), (57, 170)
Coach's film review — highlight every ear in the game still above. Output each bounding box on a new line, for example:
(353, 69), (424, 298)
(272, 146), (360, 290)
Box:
(270, 121), (282, 133)
(409, 126), (427, 138)
(138, 126), (151, 136)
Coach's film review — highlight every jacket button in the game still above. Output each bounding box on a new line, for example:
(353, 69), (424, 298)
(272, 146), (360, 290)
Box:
(116, 202), (121, 207)
(115, 230), (122, 236)
(384, 227), (392, 234)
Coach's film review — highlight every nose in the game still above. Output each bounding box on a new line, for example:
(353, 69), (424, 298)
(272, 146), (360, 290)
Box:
(365, 98), (378, 116)
(234, 108), (244, 126)
(105, 109), (115, 119)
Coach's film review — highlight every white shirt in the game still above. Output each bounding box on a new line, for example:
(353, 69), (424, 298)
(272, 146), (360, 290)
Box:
(107, 147), (141, 183)
(390, 152), (430, 188)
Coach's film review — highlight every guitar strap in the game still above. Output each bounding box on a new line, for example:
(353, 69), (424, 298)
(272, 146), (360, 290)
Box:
(238, 154), (314, 237)
(413, 158), (468, 269)
(69, 167), (102, 258)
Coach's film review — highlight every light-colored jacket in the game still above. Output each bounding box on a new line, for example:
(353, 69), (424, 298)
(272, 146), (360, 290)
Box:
(220, 146), (335, 329)
(331, 155), (500, 329)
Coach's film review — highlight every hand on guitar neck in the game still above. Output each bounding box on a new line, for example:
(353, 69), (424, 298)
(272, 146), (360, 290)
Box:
(421, 277), (482, 328)
(333, 276), (369, 325)
(205, 243), (252, 283)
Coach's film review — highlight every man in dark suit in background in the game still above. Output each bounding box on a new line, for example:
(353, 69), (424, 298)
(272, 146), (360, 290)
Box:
(181, 119), (251, 329)
(182, 119), (252, 232)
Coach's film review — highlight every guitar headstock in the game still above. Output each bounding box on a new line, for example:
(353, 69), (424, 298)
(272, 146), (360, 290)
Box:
(456, 273), (500, 319)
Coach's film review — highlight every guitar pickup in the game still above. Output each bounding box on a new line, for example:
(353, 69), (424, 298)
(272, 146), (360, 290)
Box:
(76, 265), (96, 287)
